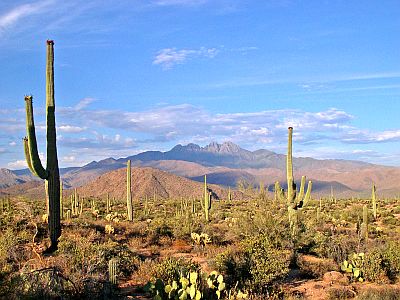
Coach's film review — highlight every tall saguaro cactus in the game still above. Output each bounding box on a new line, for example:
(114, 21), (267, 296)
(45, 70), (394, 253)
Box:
(275, 127), (312, 237)
(202, 175), (212, 222)
(126, 160), (133, 221)
(371, 184), (377, 220)
(23, 40), (61, 251)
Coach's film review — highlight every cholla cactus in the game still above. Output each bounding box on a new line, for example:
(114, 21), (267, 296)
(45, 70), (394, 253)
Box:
(105, 224), (115, 234)
(275, 127), (312, 237)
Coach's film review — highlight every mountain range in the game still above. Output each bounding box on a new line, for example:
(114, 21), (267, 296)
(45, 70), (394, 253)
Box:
(1, 141), (399, 197)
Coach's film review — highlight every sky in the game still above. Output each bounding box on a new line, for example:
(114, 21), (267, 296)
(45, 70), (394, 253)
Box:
(0, 0), (399, 169)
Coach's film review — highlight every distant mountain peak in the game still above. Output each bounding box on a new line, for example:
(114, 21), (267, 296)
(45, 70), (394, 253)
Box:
(171, 143), (201, 152)
(204, 141), (244, 154)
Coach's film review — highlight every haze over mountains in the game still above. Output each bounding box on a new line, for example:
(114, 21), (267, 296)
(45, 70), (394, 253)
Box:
(1, 141), (399, 196)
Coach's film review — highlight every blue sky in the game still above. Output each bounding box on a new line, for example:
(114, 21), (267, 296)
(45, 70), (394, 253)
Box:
(0, 0), (399, 169)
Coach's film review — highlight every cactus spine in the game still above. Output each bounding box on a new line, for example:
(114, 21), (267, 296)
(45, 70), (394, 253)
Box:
(275, 127), (312, 237)
(372, 184), (377, 220)
(126, 160), (133, 221)
(23, 40), (60, 251)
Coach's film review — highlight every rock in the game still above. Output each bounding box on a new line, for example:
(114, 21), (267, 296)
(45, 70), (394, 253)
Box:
(323, 271), (349, 285)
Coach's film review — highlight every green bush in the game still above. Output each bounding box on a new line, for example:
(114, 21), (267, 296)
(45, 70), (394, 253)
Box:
(57, 235), (139, 278)
(382, 241), (400, 280)
(311, 233), (359, 264)
(363, 249), (387, 283)
(214, 234), (291, 293)
(151, 257), (199, 284)
(213, 247), (252, 288)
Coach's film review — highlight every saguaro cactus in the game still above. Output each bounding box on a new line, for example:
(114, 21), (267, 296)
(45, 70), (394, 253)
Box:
(23, 40), (60, 252)
(202, 175), (212, 222)
(275, 127), (312, 237)
(126, 160), (133, 221)
(371, 184), (377, 220)
(109, 258), (119, 285)
(362, 204), (368, 241)
(60, 180), (63, 219)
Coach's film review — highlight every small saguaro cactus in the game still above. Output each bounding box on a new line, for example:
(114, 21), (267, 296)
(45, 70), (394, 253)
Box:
(106, 193), (111, 213)
(60, 180), (63, 219)
(371, 184), (377, 220)
(126, 160), (133, 221)
(23, 40), (61, 252)
(228, 187), (232, 202)
(275, 127), (312, 237)
(362, 204), (368, 241)
(108, 258), (119, 285)
(201, 175), (212, 222)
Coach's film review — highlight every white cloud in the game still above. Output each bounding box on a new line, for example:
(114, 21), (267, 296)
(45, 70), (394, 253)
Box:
(58, 125), (86, 133)
(74, 97), (96, 110)
(9, 141), (17, 146)
(59, 104), (359, 147)
(0, 0), (54, 32)
(62, 155), (76, 163)
(58, 133), (135, 150)
(7, 159), (27, 169)
(153, 47), (219, 69)
(343, 129), (400, 144)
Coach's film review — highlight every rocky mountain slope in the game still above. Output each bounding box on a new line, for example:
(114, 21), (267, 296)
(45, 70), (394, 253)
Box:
(2, 141), (399, 196)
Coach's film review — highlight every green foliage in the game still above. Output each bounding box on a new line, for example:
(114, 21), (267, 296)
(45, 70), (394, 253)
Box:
(214, 234), (291, 293)
(341, 253), (365, 282)
(381, 241), (400, 280)
(57, 235), (138, 277)
(363, 249), (387, 283)
(311, 233), (359, 264)
(145, 270), (226, 300)
(151, 258), (199, 285)
(243, 234), (291, 291)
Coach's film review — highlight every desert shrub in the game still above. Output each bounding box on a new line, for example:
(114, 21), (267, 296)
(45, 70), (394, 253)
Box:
(146, 219), (173, 245)
(232, 209), (291, 249)
(9, 267), (77, 299)
(382, 216), (400, 226)
(213, 247), (252, 288)
(214, 233), (291, 293)
(357, 288), (400, 300)
(244, 234), (291, 291)
(296, 254), (338, 278)
(311, 233), (359, 264)
(150, 257), (199, 284)
(363, 249), (388, 283)
(327, 286), (355, 299)
(381, 241), (400, 280)
(0, 228), (30, 275)
(57, 234), (139, 279)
